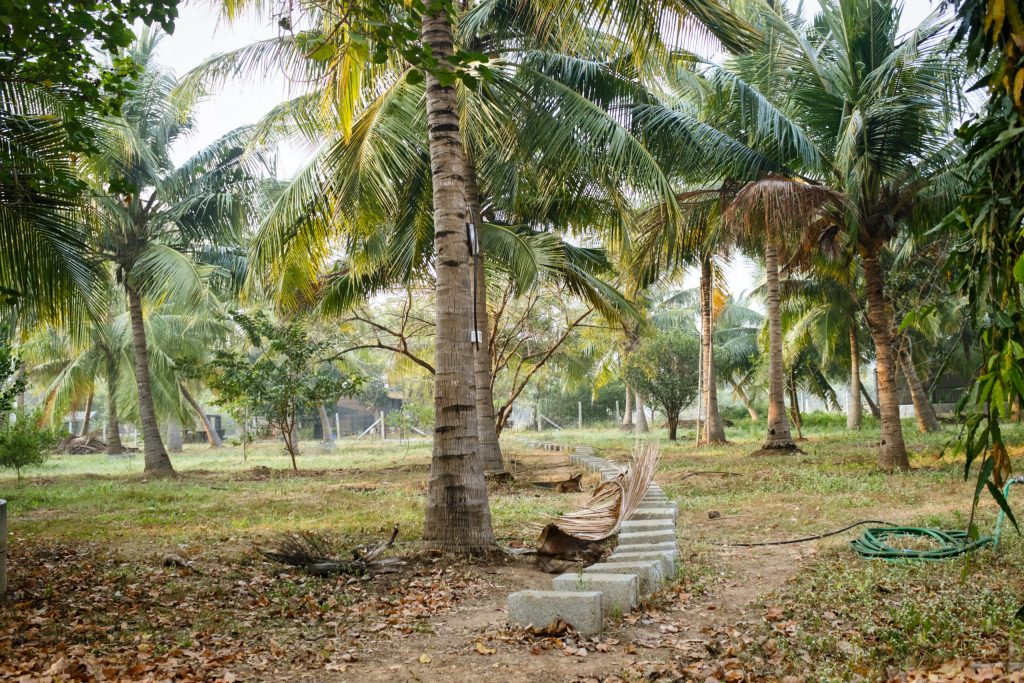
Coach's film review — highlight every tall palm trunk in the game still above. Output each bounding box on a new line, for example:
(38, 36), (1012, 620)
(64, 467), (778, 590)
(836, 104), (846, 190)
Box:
(179, 383), (222, 447)
(635, 393), (649, 433)
(861, 383), (881, 418)
(14, 363), (25, 412)
(847, 325), (862, 430)
(699, 256), (726, 444)
(730, 381), (760, 420)
(622, 385), (633, 428)
(761, 242), (796, 451)
(466, 163), (503, 474)
(861, 252), (909, 470)
(420, 10), (495, 553)
(318, 404), (335, 442)
(126, 285), (173, 474)
(104, 355), (124, 454)
(167, 420), (183, 452)
(897, 339), (940, 433)
(80, 391), (93, 436)
(788, 369), (804, 440)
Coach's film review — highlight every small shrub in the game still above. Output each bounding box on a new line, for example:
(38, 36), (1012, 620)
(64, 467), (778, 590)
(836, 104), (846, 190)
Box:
(0, 411), (59, 480)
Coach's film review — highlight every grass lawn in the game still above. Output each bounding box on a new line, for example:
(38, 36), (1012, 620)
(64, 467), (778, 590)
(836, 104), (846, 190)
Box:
(1, 416), (1023, 681)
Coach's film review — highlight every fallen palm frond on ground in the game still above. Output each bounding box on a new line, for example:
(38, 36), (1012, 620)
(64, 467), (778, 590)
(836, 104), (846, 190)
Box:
(261, 525), (406, 577)
(56, 434), (107, 454)
(535, 442), (659, 560)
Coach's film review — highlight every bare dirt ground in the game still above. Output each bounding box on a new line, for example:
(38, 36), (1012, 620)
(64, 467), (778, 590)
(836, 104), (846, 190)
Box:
(325, 542), (807, 683)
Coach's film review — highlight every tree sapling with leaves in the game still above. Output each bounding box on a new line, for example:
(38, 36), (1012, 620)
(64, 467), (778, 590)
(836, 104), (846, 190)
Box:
(206, 312), (362, 470)
(623, 330), (699, 440)
(0, 412), (59, 480)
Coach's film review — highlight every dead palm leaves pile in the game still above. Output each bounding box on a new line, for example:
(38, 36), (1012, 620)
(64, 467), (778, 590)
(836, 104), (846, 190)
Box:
(536, 441), (659, 558)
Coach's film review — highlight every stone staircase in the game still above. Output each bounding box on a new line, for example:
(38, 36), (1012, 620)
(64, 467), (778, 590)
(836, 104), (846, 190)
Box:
(508, 444), (678, 635)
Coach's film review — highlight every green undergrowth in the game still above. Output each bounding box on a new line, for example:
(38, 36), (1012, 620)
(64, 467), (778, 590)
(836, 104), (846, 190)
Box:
(746, 529), (1024, 680)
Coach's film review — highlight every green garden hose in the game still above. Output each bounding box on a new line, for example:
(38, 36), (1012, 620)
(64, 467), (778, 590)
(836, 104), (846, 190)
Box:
(850, 477), (1022, 561)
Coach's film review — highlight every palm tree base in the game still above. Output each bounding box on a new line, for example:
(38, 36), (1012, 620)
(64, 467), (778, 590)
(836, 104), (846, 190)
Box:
(749, 443), (803, 457)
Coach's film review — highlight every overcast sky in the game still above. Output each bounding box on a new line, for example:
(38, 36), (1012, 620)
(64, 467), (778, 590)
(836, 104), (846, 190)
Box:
(156, 0), (942, 297)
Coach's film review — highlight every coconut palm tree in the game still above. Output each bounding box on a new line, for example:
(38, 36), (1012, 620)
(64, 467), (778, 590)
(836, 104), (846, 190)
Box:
(778, 257), (872, 431)
(186, 0), (758, 550)
(23, 287), (233, 453)
(81, 32), (270, 474)
(717, 3), (963, 468)
(634, 1), (963, 466)
(715, 294), (765, 421)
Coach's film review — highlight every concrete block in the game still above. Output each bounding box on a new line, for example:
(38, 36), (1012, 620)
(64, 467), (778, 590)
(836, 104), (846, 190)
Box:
(552, 572), (639, 617)
(608, 550), (677, 576)
(636, 500), (677, 512)
(628, 507), (677, 522)
(508, 590), (603, 635)
(620, 519), (675, 533)
(618, 529), (677, 545)
(615, 540), (679, 554)
(584, 560), (663, 594)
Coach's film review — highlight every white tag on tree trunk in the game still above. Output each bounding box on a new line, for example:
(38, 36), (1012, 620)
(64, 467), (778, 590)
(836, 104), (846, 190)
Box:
(470, 330), (482, 343)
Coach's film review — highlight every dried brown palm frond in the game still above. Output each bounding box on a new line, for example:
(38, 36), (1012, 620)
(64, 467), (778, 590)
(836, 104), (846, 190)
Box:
(723, 175), (846, 258)
(536, 441), (660, 544)
(261, 525), (406, 577)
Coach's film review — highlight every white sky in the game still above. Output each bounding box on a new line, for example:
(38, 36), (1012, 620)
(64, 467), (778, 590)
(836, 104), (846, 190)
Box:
(157, 0), (942, 297)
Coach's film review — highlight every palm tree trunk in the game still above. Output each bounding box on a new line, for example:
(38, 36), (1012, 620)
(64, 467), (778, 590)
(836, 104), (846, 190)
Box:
(730, 381), (760, 420)
(318, 403), (335, 442)
(700, 255), (727, 444)
(167, 420), (183, 452)
(466, 163), (504, 474)
(80, 391), (93, 436)
(761, 242), (796, 451)
(635, 393), (649, 433)
(104, 356), (124, 454)
(420, 10), (495, 553)
(15, 362), (25, 412)
(847, 326), (862, 430)
(862, 252), (909, 470)
(788, 369), (804, 440)
(861, 383), (881, 418)
(179, 383), (222, 447)
(622, 385), (633, 428)
(126, 285), (174, 474)
(897, 339), (940, 433)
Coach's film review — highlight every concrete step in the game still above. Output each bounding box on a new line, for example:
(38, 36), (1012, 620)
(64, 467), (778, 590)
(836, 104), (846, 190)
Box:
(618, 529), (677, 545)
(608, 549), (678, 576)
(615, 540), (679, 554)
(552, 572), (639, 617)
(628, 507), (677, 522)
(584, 560), (663, 594)
(507, 590), (603, 636)
(619, 519), (675, 533)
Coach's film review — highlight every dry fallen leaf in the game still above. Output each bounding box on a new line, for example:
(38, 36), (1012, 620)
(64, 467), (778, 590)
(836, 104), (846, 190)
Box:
(419, 654), (432, 664)
(475, 642), (496, 655)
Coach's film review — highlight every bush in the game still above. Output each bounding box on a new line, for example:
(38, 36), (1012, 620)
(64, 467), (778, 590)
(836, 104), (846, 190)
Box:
(623, 330), (699, 440)
(0, 412), (59, 480)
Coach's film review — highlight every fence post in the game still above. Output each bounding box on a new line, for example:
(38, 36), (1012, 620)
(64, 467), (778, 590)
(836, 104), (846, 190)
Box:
(1, 499), (7, 596)
(380, 412), (385, 439)
(615, 401), (620, 422)
(578, 402), (582, 430)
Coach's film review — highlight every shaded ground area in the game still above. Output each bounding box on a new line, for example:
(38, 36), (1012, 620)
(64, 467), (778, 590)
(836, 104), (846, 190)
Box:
(2, 421), (1024, 681)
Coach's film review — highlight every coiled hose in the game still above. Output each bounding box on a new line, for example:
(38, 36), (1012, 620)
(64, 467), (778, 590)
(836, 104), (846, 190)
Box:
(850, 476), (1022, 561)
